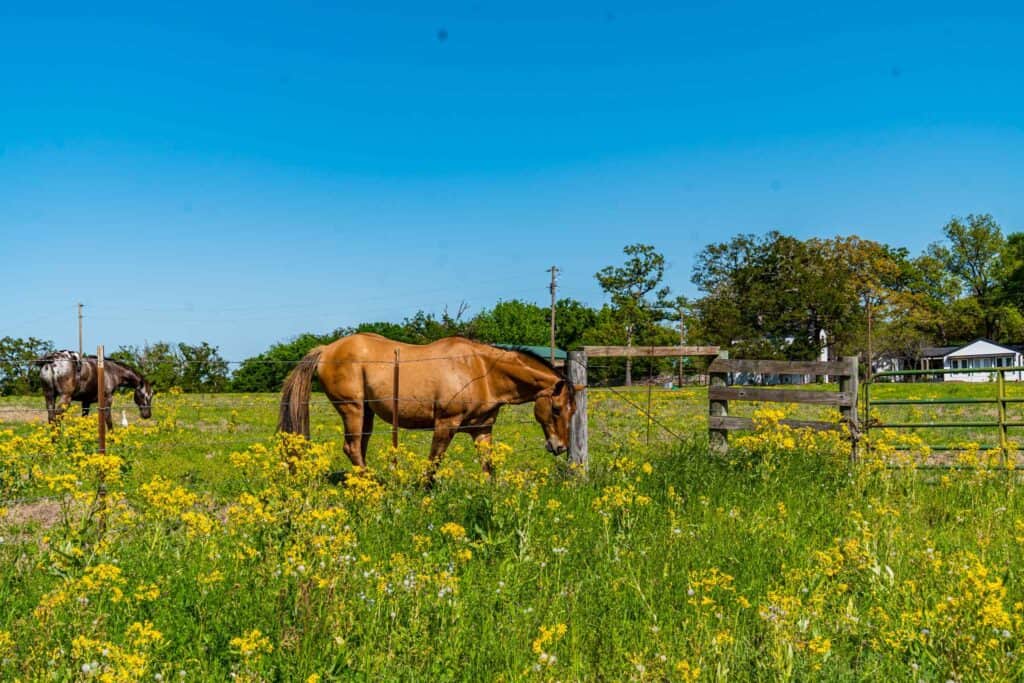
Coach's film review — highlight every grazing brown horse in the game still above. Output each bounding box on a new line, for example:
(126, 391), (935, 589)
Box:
(278, 333), (581, 481)
(38, 350), (154, 428)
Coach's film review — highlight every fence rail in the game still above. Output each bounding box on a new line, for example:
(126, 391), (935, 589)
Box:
(708, 354), (859, 459)
(866, 366), (1024, 456)
(583, 345), (720, 358)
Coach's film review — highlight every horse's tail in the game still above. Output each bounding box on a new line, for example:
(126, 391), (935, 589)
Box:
(277, 346), (324, 437)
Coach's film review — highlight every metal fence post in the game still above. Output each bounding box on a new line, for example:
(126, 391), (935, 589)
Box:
(96, 345), (108, 508)
(97, 345), (106, 457)
(998, 368), (1008, 462)
(392, 349), (400, 449)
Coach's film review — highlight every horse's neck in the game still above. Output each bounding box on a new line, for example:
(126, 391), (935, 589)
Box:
(114, 365), (140, 388)
(101, 363), (139, 389)
(494, 355), (558, 403)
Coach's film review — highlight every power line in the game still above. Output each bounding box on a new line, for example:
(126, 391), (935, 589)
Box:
(549, 265), (559, 365)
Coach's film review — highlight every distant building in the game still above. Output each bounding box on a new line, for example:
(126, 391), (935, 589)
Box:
(935, 340), (1024, 382)
(884, 340), (1024, 382)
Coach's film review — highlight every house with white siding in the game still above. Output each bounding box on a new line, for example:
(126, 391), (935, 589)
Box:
(939, 340), (1024, 382)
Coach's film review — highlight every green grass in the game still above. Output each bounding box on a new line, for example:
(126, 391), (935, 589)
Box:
(1, 385), (1024, 680)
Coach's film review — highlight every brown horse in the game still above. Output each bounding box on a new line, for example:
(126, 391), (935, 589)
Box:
(38, 350), (154, 428)
(277, 333), (581, 481)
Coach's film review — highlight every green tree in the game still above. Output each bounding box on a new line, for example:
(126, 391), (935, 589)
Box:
(355, 321), (417, 343)
(595, 244), (671, 385)
(829, 237), (910, 374)
(111, 342), (180, 390)
(693, 233), (894, 362)
(553, 298), (597, 350)
(177, 342), (230, 392)
(928, 213), (1005, 338)
(400, 304), (470, 344)
(471, 300), (549, 346)
(0, 336), (54, 395)
(232, 331), (345, 393)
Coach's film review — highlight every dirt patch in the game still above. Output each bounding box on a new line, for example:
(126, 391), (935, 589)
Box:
(4, 499), (63, 528)
(0, 409), (49, 425)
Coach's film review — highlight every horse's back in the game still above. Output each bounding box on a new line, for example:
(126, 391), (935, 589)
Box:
(317, 334), (497, 417)
(38, 351), (81, 394)
(321, 333), (486, 364)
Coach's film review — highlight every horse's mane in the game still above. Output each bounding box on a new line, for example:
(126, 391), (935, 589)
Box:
(83, 355), (146, 381)
(484, 342), (566, 378)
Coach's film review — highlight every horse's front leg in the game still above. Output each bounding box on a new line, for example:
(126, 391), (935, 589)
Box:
(472, 424), (495, 477)
(81, 401), (91, 417)
(57, 394), (73, 420)
(424, 418), (460, 488)
(103, 393), (115, 430)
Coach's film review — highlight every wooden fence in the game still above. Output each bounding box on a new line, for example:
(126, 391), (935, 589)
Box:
(707, 353), (860, 460)
(567, 345), (721, 471)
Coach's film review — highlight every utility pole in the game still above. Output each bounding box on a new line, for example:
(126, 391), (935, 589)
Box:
(866, 298), (873, 383)
(678, 304), (687, 388)
(77, 303), (83, 356)
(548, 266), (558, 365)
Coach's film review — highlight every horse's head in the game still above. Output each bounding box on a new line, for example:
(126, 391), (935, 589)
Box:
(533, 379), (582, 456)
(134, 380), (154, 419)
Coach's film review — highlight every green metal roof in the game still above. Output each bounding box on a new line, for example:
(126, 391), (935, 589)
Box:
(495, 344), (567, 360)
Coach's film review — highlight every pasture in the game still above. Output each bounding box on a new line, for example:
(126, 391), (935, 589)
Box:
(2, 383), (1024, 680)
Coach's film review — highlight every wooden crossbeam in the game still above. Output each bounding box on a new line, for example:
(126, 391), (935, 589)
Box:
(582, 345), (720, 358)
(708, 386), (854, 407)
(708, 415), (840, 432)
(708, 358), (853, 376)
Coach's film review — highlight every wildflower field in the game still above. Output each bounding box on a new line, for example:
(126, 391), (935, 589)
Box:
(3, 384), (1024, 681)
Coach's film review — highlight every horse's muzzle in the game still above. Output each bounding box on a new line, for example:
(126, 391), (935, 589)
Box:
(545, 441), (567, 455)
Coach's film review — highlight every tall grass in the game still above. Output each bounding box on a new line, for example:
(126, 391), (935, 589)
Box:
(1, 390), (1023, 680)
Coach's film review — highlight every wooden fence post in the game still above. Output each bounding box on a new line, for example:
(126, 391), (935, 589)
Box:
(840, 355), (859, 462)
(568, 350), (588, 473)
(709, 350), (729, 454)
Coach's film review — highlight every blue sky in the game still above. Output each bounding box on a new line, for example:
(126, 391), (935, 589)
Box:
(2, 1), (1023, 361)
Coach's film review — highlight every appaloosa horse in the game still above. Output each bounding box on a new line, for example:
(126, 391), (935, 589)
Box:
(277, 333), (582, 483)
(38, 350), (154, 428)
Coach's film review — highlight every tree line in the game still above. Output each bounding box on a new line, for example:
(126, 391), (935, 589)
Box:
(1, 213), (1016, 394)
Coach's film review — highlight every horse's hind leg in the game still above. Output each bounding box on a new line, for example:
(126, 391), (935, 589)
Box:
(359, 404), (374, 463)
(338, 401), (368, 468)
(45, 391), (57, 423)
(81, 401), (91, 417)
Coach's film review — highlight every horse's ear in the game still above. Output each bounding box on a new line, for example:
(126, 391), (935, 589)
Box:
(573, 384), (586, 392)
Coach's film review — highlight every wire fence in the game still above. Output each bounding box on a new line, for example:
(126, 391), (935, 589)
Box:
(0, 350), (708, 467)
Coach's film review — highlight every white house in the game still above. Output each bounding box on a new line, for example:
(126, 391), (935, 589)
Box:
(941, 340), (1024, 382)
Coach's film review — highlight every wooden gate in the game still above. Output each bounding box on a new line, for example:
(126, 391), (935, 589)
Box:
(707, 353), (860, 460)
